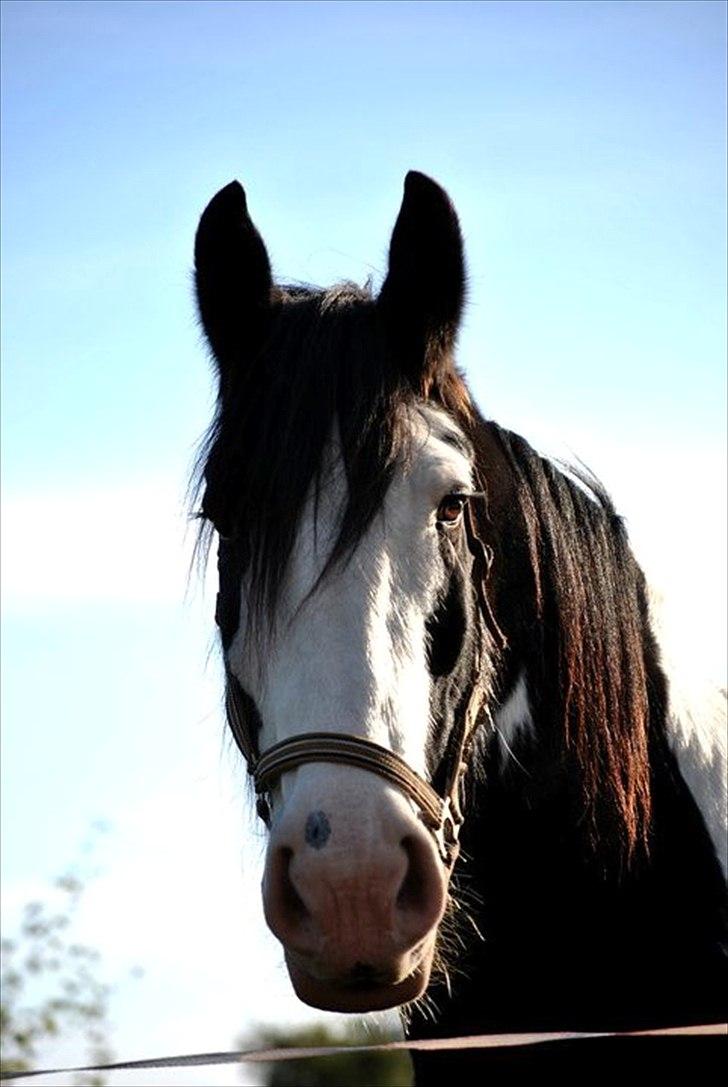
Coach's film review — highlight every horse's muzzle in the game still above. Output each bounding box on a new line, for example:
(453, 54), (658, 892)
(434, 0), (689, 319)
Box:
(285, 946), (435, 1012)
(261, 767), (448, 1011)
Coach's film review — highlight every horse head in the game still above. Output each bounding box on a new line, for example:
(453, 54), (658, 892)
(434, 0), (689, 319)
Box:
(194, 172), (499, 1011)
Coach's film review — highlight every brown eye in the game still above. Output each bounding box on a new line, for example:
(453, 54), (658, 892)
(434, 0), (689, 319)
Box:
(436, 494), (467, 525)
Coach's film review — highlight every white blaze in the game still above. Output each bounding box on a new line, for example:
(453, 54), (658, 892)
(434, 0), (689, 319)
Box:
(227, 405), (475, 806)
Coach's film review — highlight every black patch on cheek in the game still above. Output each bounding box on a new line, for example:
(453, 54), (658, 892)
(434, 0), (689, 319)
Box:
(426, 566), (467, 677)
(305, 811), (331, 850)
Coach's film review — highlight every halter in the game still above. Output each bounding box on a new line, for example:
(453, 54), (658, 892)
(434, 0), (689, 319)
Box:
(224, 505), (505, 868)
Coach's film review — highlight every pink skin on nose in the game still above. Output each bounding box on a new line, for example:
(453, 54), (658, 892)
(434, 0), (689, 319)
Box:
(261, 769), (448, 1011)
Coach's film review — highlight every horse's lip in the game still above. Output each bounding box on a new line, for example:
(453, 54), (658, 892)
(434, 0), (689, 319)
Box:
(285, 952), (434, 1013)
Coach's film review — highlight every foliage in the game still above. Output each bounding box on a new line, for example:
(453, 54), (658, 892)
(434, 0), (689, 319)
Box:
(1, 872), (113, 1086)
(245, 1021), (413, 1087)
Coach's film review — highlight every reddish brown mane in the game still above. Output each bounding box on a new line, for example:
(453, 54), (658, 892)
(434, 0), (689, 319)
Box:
(477, 423), (659, 858)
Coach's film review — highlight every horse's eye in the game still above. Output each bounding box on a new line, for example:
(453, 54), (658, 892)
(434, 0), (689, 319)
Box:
(436, 494), (467, 525)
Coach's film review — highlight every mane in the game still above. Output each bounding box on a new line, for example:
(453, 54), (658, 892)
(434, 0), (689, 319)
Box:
(194, 282), (442, 628)
(488, 424), (663, 859)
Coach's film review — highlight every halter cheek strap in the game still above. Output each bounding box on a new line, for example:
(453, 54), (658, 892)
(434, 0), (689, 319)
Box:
(225, 504), (502, 868)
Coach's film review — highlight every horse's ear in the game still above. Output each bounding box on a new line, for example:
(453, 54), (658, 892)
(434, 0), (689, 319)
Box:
(194, 180), (272, 393)
(378, 171), (466, 394)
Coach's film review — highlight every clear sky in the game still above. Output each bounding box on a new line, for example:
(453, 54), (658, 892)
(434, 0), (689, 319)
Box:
(2, 2), (726, 1083)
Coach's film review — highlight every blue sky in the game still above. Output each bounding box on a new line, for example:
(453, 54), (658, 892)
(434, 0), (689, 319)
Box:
(2, 2), (726, 1083)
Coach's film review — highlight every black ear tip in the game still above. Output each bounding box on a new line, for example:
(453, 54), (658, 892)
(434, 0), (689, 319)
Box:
(201, 180), (248, 222)
(221, 179), (245, 199)
(405, 169), (436, 190)
(403, 170), (454, 211)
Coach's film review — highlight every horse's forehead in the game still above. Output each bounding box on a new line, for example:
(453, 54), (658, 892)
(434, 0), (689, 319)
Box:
(289, 403), (475, 564)
(405, 405), (474, 484)
(226, 403), (474, 655)
(326, 402), (473, 498)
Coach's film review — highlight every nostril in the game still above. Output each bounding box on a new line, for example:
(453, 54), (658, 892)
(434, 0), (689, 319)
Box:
(399, 830), (445, 926)
(397, 837), (423, 910)
(264, 843), (322, 956)
(279, 847), (309, 923)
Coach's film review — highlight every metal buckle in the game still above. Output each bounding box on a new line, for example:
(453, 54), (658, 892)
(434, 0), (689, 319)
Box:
(433, 796), (462, 866)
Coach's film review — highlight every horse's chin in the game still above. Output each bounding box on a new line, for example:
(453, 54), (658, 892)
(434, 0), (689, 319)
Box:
(285, 948), (435, 1013)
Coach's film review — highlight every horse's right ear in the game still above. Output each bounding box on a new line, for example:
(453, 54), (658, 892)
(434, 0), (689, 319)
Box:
(378, 171), (466, 396)
(194, 180), (272, 393)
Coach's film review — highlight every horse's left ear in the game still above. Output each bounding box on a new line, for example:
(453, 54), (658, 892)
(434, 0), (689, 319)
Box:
(378, 171), (466, 393)
(194, 180), (273, 397)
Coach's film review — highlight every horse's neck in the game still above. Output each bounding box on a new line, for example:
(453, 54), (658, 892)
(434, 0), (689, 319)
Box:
(408, 421), (727, 1055)
(429, 654), (728, 1035)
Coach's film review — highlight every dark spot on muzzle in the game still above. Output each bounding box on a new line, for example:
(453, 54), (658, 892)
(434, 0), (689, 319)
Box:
(305, 810), (331, 850)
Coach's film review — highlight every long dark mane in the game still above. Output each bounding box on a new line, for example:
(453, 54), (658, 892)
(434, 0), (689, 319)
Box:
(194, 281), (471, 630)
(478, 424), (660, 859)
(195, 284), (400, 620)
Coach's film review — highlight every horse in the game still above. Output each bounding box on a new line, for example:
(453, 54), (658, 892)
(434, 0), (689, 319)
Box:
(192, 171), (727, 1080)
